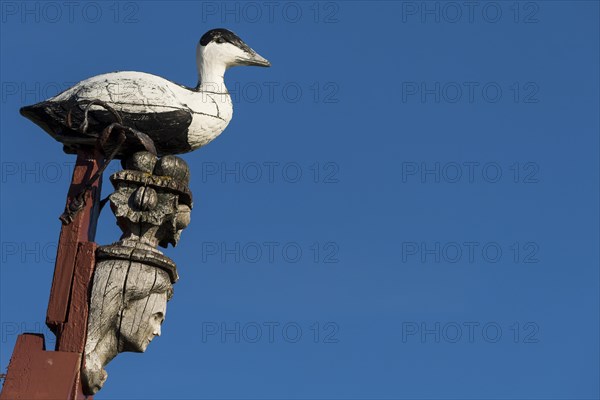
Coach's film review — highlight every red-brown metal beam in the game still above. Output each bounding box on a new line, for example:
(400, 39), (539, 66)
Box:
(1, 148), (104, 399)
(0, 334), (83, 400)
(47, 149), (103, 335)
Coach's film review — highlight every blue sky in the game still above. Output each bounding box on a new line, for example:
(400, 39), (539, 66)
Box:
(1, 1), (599, 399)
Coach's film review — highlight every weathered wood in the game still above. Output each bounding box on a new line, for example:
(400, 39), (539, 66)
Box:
(47, 149), (103, 334)
(0, 334), (82, 400)
(81, 151), (191, 395)
(82, 259), (171, 394)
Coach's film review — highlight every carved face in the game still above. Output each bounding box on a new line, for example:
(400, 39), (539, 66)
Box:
(119, 291), (167, 353)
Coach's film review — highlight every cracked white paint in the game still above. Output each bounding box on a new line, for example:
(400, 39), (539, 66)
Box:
(51, 71), (232, 151)
(48, 32), (269, 153)
(22, 29), (269, 157)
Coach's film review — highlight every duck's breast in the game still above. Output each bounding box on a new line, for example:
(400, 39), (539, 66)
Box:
(184, 91), (233, 150)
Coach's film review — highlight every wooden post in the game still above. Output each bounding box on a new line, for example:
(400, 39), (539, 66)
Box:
(0, 335), (83, 400)
(47, 149), (103, 334)
(0, 148), (103, 400)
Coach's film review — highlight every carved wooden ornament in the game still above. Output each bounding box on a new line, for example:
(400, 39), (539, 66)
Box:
(82, 151), (192, 395)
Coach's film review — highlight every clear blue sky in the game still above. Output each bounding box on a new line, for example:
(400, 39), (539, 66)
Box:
(1, 1), (599, 399)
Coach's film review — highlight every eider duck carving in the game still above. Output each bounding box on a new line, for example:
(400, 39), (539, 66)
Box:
(20, 28), (270, 157)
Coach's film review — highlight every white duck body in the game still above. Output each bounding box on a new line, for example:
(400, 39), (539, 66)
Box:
(50, 70), (233, 151)
(19, 29), (270, 157)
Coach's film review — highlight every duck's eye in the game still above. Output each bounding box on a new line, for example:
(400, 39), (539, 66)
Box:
(215, 37), (225, 44)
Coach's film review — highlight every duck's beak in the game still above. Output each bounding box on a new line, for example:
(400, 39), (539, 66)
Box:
(238, 49), (271, 67)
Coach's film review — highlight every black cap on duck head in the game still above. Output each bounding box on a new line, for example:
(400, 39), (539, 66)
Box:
(199, 28), (270, 67)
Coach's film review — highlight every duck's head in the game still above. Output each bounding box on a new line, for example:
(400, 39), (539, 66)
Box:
(197, 28), (271, 70)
